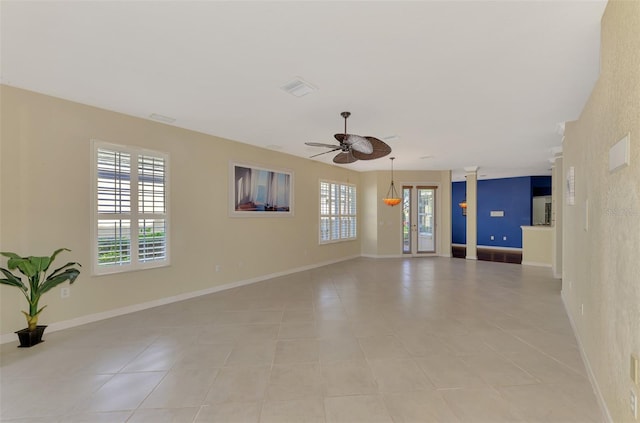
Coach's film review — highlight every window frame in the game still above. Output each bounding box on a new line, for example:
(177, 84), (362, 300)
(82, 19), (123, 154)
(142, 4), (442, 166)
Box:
(91, 140), (170, 275)
(319, 179), (357, 244)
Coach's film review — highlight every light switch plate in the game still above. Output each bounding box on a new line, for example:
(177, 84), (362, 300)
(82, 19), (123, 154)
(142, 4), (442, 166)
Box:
(609, 133), (630, 173)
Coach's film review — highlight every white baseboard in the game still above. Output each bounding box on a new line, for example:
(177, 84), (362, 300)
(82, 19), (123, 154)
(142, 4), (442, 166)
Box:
(466, 255), (478, 260)
(0, 255), (359, 344)
(521, 261), (552, 268)
(360, 254), (404, 259)
(561, 291), (612, 423)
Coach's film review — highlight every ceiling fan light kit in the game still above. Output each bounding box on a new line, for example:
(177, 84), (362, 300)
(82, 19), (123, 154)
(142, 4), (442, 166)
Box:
(305, 111), (391, 164)
(383, 157), (402, 207)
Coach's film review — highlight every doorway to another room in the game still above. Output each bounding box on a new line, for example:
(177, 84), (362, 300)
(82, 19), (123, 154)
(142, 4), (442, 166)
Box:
(402, 185), (437, 255)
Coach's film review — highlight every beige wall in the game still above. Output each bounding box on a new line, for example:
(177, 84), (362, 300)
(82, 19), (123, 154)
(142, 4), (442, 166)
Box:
(521, 226), (552, 267)
(375, 170), (452, 257)
(562, 1), (640, 421)
(360, 171), (379, 256)
(0, 85), (362, 335)
(552, 155), (563, 279)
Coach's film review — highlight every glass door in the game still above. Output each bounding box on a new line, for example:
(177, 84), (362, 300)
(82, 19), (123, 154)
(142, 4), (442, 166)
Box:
(402, 185), (436, 254)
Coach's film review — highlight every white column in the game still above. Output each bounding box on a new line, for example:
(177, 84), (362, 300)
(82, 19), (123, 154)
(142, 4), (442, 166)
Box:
(440, 170), (452, 257)
(551, 154), (563, 279)
(465, 166), (478, 260)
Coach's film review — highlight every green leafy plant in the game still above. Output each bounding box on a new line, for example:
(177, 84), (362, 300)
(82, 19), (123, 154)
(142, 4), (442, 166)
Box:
(0, 248), (81, 331)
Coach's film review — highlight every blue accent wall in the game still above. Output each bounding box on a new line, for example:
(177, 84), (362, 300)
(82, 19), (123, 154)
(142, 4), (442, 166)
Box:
(531, 176), (552, 197)
(451, 176), (551, 249)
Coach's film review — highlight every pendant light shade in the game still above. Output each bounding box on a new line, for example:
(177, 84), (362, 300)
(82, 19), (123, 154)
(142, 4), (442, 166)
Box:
(383, 157), (402, 206)
(459, 176), (468, 216)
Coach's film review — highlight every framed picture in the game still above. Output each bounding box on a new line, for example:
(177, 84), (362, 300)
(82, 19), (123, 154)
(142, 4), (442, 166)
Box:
(229, 162), (294, 217)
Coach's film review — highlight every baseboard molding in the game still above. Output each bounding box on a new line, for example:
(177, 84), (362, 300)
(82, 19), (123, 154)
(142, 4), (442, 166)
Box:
(466, 255), (478, 260)
(0, 255), (359, 344)
(521, 261), (552, 268)
(561, 291), (613, 423)
(360, 254), (404, 259)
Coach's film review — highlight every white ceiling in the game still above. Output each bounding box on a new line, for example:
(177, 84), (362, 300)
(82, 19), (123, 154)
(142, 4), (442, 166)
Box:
(0, 1), (606, 180)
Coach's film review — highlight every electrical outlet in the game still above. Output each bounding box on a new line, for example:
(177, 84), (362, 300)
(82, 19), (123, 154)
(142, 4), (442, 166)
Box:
(581, 304), (584, 316)
(503, 236), (507, 241)
(215, 265), (221, 272)
(490, 235), (494, 240)
(631, 390), (637, 419)
(60, 287), (70, 298)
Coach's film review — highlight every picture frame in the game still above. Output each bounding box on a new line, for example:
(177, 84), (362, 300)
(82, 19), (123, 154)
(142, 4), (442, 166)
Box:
(229, 161), (294, 217)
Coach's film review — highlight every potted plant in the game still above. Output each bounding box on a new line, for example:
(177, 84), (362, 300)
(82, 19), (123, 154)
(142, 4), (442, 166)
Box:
(0, 248), (81, 347)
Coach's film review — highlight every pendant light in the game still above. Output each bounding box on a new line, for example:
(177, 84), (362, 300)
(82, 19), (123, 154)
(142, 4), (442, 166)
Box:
(383, 157), (402, 206)
(458, 176), (467, 216)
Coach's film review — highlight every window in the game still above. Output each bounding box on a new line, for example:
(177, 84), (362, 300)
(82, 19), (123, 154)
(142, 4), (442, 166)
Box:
(319, 180), (357, 243)
(92, 141), (169, 274)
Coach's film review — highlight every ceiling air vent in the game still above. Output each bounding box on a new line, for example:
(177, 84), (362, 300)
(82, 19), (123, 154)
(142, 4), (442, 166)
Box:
(149, 113), (176, 123)
(280, 77), (317, 97)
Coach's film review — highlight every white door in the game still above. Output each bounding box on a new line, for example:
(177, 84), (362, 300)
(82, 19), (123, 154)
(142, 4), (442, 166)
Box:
(402, 185), (437, 254)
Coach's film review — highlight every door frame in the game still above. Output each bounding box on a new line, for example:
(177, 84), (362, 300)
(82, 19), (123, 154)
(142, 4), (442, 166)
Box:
(400, 181), (442, 256)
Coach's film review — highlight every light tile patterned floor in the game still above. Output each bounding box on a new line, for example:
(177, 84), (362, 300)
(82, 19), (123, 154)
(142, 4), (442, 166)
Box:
(0, 258), (605, 422)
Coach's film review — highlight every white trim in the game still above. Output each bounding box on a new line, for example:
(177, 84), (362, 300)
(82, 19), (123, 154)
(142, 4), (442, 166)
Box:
(319, 179), (357, 244)
(465, 255), (478, 260)
(91, 140), (170, 276)
(561, 292), (613, 423)
(521, 225), (553, 232)
(398, 182), (441, 255)
(521, 261), (552, 268)
(0, 255), (358, 345)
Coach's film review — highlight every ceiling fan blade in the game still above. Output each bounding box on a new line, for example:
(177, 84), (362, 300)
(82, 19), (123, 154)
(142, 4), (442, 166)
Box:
(310, 147), (341, 158)
(334, 133), (346, 144)
(305, 142), (340, 148)
(352, 137), (392, 160)
(333, 150), (358, 164)
(344, 134), (373, 154)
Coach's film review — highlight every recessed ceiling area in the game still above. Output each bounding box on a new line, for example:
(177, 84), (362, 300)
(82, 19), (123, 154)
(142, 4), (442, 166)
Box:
(0, 1), (606, 180)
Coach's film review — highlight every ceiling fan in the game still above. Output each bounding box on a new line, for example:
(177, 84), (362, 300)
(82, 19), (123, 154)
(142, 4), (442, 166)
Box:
(305, 111), (392, 164)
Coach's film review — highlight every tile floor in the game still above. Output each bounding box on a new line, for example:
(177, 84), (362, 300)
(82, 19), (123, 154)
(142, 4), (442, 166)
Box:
(0, 257), (605, 422)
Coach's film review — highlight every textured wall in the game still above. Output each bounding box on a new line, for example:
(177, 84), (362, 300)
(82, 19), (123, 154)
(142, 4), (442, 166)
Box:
(562, 1), (640, 421)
